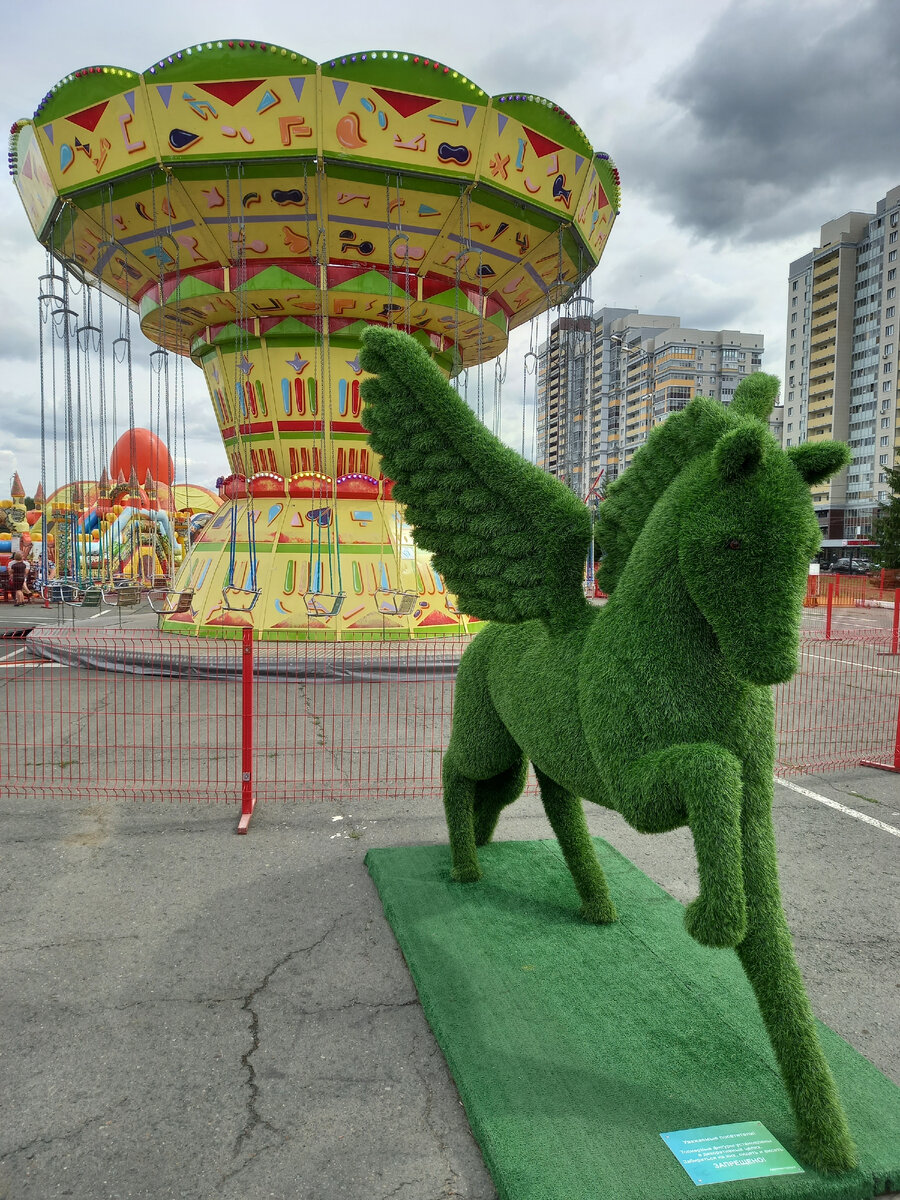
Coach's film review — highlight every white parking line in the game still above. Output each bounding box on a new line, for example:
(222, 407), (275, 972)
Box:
(0, 646), (26, 661)
(0, 661), (62, 669)
(776, 778), (900, 837)
(806, 652), (900, 674)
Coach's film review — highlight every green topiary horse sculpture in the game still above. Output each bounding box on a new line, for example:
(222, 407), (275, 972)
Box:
(360, 325), (856, 1174)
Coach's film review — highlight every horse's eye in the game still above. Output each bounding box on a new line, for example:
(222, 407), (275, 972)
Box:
(727, 539), (742, 550)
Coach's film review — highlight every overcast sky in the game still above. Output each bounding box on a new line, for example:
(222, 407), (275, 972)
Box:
(2, 0), (897, 493)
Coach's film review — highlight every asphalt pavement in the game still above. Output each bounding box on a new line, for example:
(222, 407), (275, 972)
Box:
(1, 599), (898, 1199)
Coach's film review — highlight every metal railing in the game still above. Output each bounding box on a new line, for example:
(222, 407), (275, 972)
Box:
(1, 626), (897, 831)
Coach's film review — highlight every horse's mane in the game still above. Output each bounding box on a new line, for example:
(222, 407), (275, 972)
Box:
(595, 378), (777, 593)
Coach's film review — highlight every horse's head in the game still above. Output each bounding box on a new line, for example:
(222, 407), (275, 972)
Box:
(676, 424), (849, 686)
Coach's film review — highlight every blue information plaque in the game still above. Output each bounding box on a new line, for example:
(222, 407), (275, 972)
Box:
(661, 1120), (804, 1186)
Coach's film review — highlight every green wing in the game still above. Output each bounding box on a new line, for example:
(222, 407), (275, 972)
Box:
(359, 327), (592, 625)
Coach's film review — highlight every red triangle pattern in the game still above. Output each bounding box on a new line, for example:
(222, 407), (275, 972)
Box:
(371, 87), (438, 118)
(196, 80), (264, 107)
(522, 125), (563, 160)
(596, 181), (609, 210)
(67, 101), (110, 133)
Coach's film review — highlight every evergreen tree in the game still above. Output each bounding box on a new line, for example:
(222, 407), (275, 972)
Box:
(873, 465), (900, 568)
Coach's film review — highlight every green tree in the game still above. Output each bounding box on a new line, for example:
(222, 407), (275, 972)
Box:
(873, 465), (900, 568)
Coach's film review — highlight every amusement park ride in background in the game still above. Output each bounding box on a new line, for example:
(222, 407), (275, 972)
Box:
(9, 40), (619, 639)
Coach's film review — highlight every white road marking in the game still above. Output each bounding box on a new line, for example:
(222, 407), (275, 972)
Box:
(0, 661), (62, 669)
(805, 652), (900, 674)
(0, 646), (26, 661)
(776, 778), (900, 837)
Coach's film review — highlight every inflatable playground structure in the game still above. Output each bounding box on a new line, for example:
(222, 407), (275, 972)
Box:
(0, 436), (221, 597)
(9, 41), (620, 639)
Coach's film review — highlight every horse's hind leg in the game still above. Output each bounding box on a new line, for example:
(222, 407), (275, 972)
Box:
(473, 756), (529, 845)
(535, 767), (618, 925)
(442, 752), (527, 882)
(442, 759), (482, 882)
(442, 629), (525, 882)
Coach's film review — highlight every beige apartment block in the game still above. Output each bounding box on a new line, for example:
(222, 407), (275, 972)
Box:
(536, 303), (765, 502)
(784, 185), (900, 555)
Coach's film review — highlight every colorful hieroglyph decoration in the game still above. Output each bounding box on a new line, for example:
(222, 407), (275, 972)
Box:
(10, 43), (620, 639)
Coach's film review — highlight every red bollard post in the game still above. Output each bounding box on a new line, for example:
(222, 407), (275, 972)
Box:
(892, 588), (899, 657)
(237, 626), (256, 833)
(880, 567), (886, 600)
(825, 581), (834, 640)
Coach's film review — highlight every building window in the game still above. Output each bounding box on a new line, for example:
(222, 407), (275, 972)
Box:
(887, 307), (896, 318)
(883, 382), (892, 391)
(890, 251), (898, 262)
(891, 231), (899, 244)
(888, 288), (896, 299)
(880, 454), (889, 464)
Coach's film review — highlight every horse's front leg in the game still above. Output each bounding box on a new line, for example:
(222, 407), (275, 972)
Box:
(620, 742), (747, 948)
(736, 788), (857, 1173)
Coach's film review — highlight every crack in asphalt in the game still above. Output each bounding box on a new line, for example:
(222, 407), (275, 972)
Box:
(0, 932), (142, 956)
(0, 1109), (114, 1164)
(409, 1031), (466, 1200)
(231, 917), (347, 1160)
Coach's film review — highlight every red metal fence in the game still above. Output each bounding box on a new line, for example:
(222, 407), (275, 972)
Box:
(1, 625), (898, 829)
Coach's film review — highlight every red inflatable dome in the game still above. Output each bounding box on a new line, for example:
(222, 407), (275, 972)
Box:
(109, 428), (174, 486)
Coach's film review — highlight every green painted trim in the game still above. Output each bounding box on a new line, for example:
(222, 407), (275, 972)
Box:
(331, 269), (408, 298)
(488, 93), (593, 156)
(427, 286), (480, 317)
(35, 68), (142, 125)
(324, 162), (461, 196)
(236, 266), (316, 293)
(171, 275), (223, 301)
(262, 321), (322, 345)
(320, 53), (487, 106)
(141, 43), (315, 83)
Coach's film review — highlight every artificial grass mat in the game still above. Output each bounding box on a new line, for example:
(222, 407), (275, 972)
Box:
(365, 838), (900, 1200)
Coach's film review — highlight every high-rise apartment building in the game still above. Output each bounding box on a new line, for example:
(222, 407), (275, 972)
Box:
(784, 185), (900, 551)
(536, 304), (766, 499)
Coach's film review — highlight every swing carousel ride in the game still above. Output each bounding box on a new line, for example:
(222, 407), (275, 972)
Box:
(10, 41), (620, 639)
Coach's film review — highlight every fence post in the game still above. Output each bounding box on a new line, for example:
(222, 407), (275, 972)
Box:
(862, 591), (900, 773)
(825, 581), (834, 640)
(237, 626), (256, 833)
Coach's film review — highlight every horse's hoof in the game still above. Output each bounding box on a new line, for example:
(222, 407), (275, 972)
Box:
(451, 864), (482, 883)
(684, 896), (747, 948)
(580, 898), (618, 925)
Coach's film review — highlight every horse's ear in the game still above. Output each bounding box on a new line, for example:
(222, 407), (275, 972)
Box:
(729, 372), (780, 422)
(713, 422), (768, 482)
(787, 441), (850, 485)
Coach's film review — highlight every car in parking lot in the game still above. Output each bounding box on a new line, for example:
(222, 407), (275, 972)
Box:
(829, 557), (873, 574)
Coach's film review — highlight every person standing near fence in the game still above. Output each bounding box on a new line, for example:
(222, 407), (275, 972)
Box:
(9, 552), (29, 606)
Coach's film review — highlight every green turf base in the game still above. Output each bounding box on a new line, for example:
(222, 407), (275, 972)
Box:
(365, 838), (900, 1200)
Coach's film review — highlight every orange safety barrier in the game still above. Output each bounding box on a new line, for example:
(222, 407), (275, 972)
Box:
(807, 570), (896, 607)
(1, 626), (898, 830)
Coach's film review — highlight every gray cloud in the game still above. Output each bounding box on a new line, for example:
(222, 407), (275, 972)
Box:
(621, 0), (900, 242)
